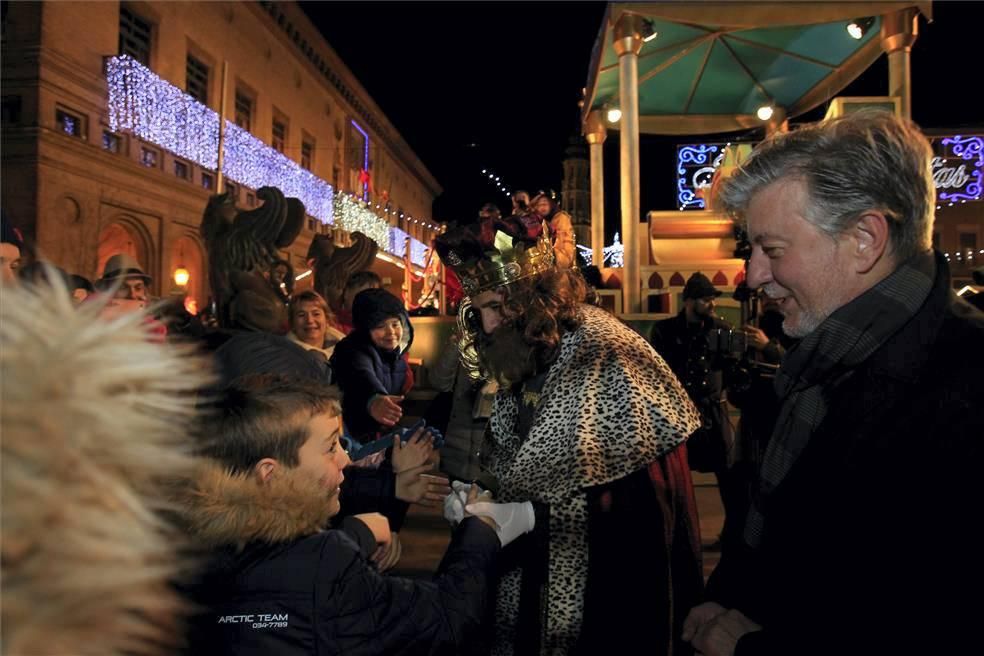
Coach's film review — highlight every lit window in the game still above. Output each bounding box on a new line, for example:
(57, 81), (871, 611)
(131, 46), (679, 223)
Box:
(141, 146), (159, 168)
(202, 172), (214, 190)
(118, 6), (152, 66)
(174, 159), (189, 179)
(102, 130), (121, 153)
(56, 108), (84, 138)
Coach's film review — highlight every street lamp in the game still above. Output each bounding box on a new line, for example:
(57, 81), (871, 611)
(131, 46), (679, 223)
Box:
(173, 265), (190, 287)
(606, 106), (622, 123)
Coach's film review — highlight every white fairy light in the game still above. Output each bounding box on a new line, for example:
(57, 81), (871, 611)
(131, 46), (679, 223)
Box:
(106, 55), (436, 262)
(106, 55), (334, 224)
(603, 233), (624, 268)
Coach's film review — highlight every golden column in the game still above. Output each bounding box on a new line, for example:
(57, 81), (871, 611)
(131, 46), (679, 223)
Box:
(583, 110), (607, 271)
(881, 8), (919, 120)
(613, 13), (645, 314)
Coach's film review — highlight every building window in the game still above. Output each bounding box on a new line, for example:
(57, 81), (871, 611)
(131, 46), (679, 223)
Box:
(118, 5), (152, 66)
(56, 108), (84, 138)
(307, 218), (318, 232)
(272, 118), (287, 153)
(102, 130), (121, 153)
(141, 145), (159, 168)
(246, 192), (256, 207)
(225, 182), (238, 202)
(202, 172), (214, 190)
(234, 89), (252, 131)
(174, 159), (190, 180)
(2, 95), (21, 125)
(186, 54), (209, 105)
(301, 138), (314, 170)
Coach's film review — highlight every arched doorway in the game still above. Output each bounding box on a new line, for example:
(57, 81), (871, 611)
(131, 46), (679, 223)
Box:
(168, 235), (206, 314)
(97, 222), (148, 284)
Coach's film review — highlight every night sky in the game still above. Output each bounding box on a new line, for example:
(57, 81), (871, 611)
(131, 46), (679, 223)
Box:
(301, 1), (982, 236)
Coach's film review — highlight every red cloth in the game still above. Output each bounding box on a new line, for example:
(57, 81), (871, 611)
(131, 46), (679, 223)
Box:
(444, 269), (464, 313)
(331, 308), (354, 336)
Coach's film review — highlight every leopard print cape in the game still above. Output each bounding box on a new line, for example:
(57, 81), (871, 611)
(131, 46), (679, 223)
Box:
(488, 304), (700, 655)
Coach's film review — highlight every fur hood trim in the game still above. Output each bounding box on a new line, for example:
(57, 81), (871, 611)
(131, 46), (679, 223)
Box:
(1, 279), (214, 655)
(179, 461), (333, 547)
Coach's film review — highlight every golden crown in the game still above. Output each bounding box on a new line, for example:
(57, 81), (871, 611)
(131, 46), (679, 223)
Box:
(444, 225), (556, 297)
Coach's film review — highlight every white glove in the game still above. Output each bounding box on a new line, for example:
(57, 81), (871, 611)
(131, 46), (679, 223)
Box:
(443, 481), (484, 525)
(443, 489), (467, 525)
(465, 500), (536, 547)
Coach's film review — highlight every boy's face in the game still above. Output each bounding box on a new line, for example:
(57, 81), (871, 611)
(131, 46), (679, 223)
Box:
(295, 412), (348, 516)
(370, 317), (403, 351)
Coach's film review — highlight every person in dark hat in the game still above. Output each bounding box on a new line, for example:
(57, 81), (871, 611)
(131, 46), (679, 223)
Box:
(330, 288), (416, 443)
(95, 253), (152, 302)
(69, 274), (94, 304)
(651, 272), (738, 546)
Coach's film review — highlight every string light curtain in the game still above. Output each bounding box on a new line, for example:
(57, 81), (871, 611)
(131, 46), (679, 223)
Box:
(106, 55), (431, 267)
(107, 55), (334, 224)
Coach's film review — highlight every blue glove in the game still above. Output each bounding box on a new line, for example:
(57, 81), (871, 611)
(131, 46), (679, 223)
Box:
(348, 420), (444, 461)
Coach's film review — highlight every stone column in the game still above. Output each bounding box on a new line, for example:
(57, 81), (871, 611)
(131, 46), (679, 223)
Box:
(583, 109), (607, 270)
(881, 8), (919, 120)
(613, 13), (644, 314)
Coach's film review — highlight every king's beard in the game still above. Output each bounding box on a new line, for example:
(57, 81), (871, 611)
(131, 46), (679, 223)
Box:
(476, 321), (538, 388)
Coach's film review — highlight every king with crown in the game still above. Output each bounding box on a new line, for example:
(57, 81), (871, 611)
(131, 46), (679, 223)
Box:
(435, 218), (704, 655)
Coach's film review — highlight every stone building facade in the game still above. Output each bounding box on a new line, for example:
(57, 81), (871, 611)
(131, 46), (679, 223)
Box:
(1, 1), (441, 307)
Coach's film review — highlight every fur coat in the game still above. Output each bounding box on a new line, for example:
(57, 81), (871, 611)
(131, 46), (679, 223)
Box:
(1, 280), (212, 655)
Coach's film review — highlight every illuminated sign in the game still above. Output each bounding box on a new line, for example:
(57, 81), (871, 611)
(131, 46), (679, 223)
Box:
(676, 143), (727, 210)
(932, 135), (982, 205)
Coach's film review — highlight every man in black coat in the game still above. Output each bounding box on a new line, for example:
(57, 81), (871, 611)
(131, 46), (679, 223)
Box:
(682, 110), (984, 656)
(652, 273), (739, 551)
(651, 272), (735, 476)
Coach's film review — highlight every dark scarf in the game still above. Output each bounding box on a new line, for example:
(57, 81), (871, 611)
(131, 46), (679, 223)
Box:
(744, 250), (936, 548)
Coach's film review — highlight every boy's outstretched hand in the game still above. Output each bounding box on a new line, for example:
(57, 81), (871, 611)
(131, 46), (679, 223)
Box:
(391, 425), (434, 473)
(369, 394), (403, 427)
(395, 465), (451, 506)
(372, 532), (402, 572)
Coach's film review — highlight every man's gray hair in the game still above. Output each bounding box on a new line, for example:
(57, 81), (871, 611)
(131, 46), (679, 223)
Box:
(717, 110), (935, 262)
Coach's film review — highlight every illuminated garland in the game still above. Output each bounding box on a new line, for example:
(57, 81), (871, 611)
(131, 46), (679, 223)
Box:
(334, 192), (389, 246)
(574, 239), (623, 268)
(604, 233), (624, 268)
(106, 55), (433, 266)
(336, 193), (429, 268)
(107, 55), (334, 224)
